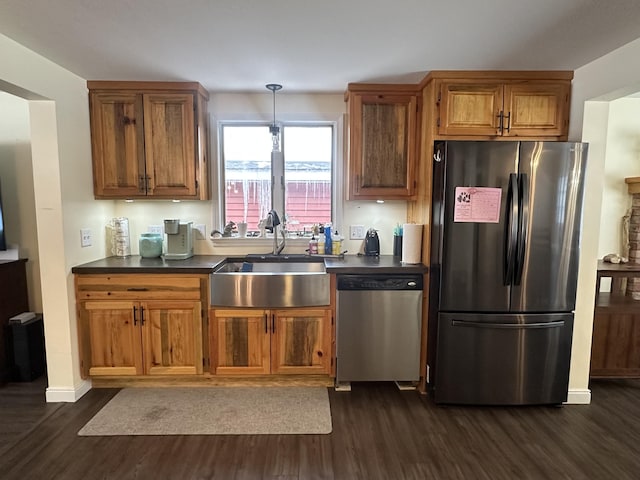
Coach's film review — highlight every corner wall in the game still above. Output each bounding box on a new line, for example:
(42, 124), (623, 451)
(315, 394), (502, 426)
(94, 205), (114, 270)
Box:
(568, 36), (640, 403)
(0, 33), (114, 401)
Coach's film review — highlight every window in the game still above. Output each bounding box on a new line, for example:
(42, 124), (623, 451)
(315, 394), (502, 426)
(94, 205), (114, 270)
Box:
(220, 123), (333, 234)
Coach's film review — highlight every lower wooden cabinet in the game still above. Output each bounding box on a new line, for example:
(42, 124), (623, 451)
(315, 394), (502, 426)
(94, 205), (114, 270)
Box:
(80, 299), (203, 376)
(75, 274), (207, 378)
(211, 308), (333, 375)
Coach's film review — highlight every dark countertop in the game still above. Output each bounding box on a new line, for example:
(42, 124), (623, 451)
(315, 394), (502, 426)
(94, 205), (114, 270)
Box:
(71, 255), (227, 274)
(72, 254), (427, 275)
(324, 255), (427, 274)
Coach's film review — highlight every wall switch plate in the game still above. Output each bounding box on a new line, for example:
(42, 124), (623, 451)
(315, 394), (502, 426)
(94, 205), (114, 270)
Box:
(349, 225), (366, 240)
(194, 224), (206, 239)
(148, 225), (163, 235)
(80, 228), (92, 247)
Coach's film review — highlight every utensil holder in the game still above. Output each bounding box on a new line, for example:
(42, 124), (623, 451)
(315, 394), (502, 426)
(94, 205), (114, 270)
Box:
(393, 235), (403, 257)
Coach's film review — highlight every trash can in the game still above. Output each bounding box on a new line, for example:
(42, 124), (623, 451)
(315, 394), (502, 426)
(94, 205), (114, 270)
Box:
(6, 314), (46, 381)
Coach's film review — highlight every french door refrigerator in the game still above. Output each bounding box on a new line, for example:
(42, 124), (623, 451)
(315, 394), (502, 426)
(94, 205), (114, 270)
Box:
(427, 141), (587, 405)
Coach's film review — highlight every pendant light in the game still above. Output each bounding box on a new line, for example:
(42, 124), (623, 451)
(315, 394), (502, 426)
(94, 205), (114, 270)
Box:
(266, 83), (282, 152)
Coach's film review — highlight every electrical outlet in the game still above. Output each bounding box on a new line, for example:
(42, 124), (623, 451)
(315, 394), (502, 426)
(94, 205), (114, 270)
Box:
(194, 224), (206, 239)
(148, 225), (163, 235)
(349, 225), (366, 240)
(80, 228), (92, 247)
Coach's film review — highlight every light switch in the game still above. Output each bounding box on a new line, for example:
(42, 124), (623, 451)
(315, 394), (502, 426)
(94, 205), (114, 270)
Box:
(80, 228), (92, 247)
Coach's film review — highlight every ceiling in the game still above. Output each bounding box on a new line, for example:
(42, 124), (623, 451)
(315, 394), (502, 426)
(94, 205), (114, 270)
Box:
(2, 0), (640, 93)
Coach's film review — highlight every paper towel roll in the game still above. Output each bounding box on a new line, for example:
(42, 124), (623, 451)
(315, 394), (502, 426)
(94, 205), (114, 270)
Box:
(401, 224), (423, 264)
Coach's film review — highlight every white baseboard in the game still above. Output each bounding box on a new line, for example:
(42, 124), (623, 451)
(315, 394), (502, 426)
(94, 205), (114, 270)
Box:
(565, 388), (591, 404)
(45, 379), (92, 403)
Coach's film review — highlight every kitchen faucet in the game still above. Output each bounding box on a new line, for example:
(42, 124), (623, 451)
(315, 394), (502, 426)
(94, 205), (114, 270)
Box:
(265, 210), (286, 255)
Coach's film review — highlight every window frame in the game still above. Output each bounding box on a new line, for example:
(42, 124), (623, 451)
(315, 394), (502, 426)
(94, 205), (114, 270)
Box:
(214, 119), (342, 240)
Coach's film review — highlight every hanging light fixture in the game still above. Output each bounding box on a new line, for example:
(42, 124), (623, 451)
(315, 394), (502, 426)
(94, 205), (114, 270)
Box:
(266, 83), (282, 152)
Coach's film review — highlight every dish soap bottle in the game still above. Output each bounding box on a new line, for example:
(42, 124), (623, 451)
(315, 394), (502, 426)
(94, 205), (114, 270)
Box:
(308, 236), (318, 255)
(332, 231), (342, 255)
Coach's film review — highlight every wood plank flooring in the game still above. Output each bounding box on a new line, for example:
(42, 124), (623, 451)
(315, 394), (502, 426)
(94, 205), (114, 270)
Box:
(0, 378), (639, 479)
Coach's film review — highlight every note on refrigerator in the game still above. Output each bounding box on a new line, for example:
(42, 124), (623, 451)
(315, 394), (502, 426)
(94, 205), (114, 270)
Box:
(453, 187), (501, 223)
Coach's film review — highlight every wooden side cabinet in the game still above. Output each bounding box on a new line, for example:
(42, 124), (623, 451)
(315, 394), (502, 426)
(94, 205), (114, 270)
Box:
(432, 72), (572, 139)
(345, 84), (419, 200)
(76, 274), (206, 377)
(590, 261), (640, 377)
(88, 81), (209, 200)
(210, 307), (333, 375)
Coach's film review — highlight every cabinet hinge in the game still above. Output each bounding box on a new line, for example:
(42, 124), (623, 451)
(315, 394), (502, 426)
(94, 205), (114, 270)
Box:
(437, 117), (441, 127)
(195, 180), (199, 191)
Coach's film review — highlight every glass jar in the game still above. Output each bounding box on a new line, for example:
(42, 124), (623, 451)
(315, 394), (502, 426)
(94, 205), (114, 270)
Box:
(139, 233), (163, 258)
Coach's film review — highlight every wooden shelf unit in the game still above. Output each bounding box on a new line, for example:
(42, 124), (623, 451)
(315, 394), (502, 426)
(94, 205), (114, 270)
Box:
(590, 260), (640, 378)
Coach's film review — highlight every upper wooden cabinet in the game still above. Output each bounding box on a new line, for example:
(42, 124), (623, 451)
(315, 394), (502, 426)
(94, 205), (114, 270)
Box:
(430, 72), (572, 139)
(87, 81), (210, 200)
(345, 84), (420, 200)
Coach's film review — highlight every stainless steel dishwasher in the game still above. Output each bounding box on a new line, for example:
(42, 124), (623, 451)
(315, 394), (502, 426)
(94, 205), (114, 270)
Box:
(336, 274), (423, 384)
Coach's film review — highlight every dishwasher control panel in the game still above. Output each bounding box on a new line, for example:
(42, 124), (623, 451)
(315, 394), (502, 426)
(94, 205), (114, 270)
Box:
(337, 274), (423, 291)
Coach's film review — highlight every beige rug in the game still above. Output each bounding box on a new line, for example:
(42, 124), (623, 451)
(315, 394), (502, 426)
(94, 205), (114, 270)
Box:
(78, 387), (332, 436)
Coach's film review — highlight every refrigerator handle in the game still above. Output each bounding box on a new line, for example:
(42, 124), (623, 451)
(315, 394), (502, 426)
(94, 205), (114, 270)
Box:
(503, 173), (519, 285)
(514, 173), (529, 285)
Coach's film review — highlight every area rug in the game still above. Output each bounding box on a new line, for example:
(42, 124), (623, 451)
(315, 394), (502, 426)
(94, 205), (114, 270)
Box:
(78, 387), (332, 436)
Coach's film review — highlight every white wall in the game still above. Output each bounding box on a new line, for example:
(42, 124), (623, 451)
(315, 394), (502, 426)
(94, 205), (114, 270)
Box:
(568, 37), (640, 403)
(0, 92), (43, 312)
(598, 98), (640, 257)
(0, 33), (114, 401)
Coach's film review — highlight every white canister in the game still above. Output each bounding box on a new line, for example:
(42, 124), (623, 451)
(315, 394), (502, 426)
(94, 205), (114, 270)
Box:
(110, 217), (131, 257)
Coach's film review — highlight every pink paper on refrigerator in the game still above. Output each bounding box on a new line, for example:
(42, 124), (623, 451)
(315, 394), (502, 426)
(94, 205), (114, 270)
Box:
(453, 187), (502, 223)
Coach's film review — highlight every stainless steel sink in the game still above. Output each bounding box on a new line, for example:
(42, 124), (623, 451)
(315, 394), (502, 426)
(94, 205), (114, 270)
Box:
(215, 261), (326, 273)
(210, 256), (329, 307)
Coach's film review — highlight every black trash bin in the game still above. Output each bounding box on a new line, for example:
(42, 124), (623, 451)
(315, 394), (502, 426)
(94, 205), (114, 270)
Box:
(6, 314), (46, 381)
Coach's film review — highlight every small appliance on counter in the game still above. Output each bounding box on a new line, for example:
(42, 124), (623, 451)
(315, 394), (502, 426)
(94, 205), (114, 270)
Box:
(364, 228), (380, 256)
(163, 219), (193, 260)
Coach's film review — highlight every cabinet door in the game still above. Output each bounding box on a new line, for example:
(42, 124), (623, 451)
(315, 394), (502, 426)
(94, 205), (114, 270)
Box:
(271, 309), (332, 374)
(79, 301), (143, 376)
(349, 93), (417, 199)
(143, 93), (197, 198)
(503, 83), (569, 137)
(437, 82), (503, 136)
(89, 92), (146, 198)
(142, 300), (203, 375)
(212, 309), (270, 375)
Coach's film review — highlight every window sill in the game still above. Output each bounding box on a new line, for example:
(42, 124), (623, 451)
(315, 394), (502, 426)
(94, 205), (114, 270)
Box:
(209, 235), (313, 248)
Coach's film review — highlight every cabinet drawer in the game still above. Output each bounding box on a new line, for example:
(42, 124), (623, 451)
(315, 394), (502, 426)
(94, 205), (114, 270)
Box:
(76, 274), (203, 300)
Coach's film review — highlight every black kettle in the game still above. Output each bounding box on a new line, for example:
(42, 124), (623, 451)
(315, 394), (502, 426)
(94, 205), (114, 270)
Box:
(364, 228), (380, 256)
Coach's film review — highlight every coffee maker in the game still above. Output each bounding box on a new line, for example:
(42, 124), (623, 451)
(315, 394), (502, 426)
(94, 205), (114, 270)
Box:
(163, 219), (194, 260)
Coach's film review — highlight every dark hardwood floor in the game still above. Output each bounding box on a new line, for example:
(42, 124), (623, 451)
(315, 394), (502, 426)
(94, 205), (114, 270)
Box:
(0, 377), (639, 479)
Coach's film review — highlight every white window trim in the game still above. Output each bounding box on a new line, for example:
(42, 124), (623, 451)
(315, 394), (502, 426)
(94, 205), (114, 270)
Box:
(211, 116), (344, 244)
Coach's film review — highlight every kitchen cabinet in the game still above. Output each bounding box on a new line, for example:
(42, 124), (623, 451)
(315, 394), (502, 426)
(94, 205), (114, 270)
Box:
(211, 308), (333, 375)
(590, 261), (640, 378)
(75, 274), (206, 377)
(345, 83), (420, 200)
(87, 81), (210, 200)
(431, 72), (572, 139)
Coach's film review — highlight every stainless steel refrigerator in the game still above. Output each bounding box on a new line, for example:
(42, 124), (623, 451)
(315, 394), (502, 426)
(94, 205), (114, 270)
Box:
(427, 141), (587, 405)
